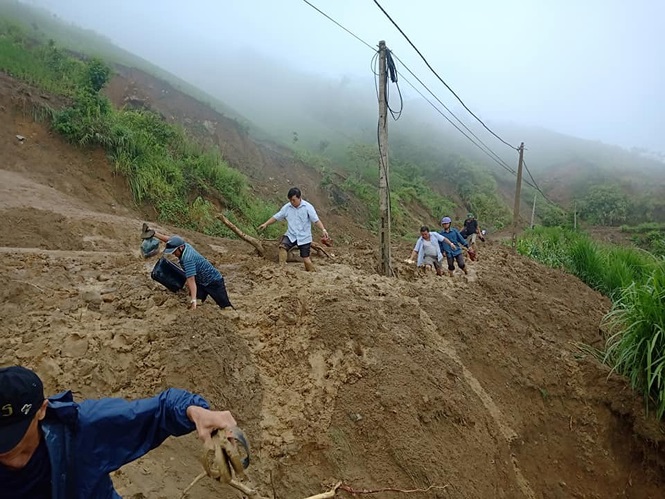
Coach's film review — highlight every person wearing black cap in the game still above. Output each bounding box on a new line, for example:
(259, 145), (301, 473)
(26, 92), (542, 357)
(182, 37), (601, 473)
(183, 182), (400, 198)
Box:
(0, 365), (237, 498)
(142, 225), (232, 310)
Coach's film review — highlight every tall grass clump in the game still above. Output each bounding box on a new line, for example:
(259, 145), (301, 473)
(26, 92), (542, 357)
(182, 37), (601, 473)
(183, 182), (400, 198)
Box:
(515, 226), (574, 269)
(519, 226), (665, 417)
(601, 246), (655, 298)
(603, 261), (665, 417)
(567, 238), (604, 290)
(517, 227), (658, 295)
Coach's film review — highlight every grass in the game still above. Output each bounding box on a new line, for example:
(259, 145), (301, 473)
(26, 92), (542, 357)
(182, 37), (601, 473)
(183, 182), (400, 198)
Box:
(518, 226), (665, 417)
(0, 21), (282, 239)
(604, 264), (665, 417)
(0, 0), (256, 129)
(296, 142), (457, 236)
(620, 222), (665, 234)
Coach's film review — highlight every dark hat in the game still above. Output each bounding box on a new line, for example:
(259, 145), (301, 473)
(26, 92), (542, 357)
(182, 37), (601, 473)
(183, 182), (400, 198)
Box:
(164, 235), (186, 255)
(0, 366), (44, 453)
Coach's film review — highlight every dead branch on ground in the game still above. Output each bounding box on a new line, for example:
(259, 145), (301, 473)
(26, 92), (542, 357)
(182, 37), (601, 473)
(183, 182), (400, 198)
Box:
(216, 213), (333, 261)
(216, 213), (265, 256)
(181, 476), (448, 498)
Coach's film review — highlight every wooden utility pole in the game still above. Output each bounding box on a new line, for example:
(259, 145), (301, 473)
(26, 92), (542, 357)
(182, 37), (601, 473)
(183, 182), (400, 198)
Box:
(377, 40), (392, 276)
(511, 142), (525, 246)
(574, 201), (577, 230)
(530, 193), (537, 228)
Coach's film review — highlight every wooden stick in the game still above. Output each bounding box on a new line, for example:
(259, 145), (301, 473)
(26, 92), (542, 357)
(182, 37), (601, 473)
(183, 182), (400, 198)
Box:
(216, 213), (265, 256)
(228, 478), (269, 498)
(339, 483), (449, 495)
(310, 241), (332, 258)
(302, 482), (342, 499)
(180, 472), (206, 498)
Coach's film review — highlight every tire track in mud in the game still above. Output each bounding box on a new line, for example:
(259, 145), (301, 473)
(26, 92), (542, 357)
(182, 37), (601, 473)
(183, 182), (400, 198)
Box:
(419, 309), (536, 499)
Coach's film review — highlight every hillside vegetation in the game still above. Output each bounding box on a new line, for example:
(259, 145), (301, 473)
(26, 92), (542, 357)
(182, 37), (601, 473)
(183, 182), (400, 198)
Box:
(0, 17), (284, 239)
(0, 9), (508, 235)
(518, 227), (665, 417)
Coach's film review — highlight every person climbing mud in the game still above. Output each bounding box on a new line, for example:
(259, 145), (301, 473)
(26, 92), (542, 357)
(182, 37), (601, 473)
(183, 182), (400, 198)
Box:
(0, 365), (239, 498)
(439, 217), (469, 277)
(258, 187), (329, 272)
(461, 213), (484, 251)
(142, 225), (233, 310)
(405, 225), (454, 276)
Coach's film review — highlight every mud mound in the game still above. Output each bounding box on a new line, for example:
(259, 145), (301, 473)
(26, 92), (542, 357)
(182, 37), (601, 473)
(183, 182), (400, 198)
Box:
(2, 74), (665, 498)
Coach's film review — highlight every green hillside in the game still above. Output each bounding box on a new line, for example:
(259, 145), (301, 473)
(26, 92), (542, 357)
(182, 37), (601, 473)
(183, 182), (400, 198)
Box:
(2, 0), (664, 232)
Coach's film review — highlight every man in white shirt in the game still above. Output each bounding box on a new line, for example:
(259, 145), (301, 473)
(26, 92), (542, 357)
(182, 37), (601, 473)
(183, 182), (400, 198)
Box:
(259, 187), (329, 272)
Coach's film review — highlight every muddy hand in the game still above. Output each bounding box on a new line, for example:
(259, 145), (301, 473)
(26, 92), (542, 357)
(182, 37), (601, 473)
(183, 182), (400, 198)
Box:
(141, 222), (155, 240)
(188, 407), (237, 445)
(201, 426), (251, 484)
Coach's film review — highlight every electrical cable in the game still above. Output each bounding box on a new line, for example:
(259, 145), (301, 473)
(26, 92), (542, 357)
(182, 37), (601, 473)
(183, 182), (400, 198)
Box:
(522, 159), (557, 205)
(385, 49), (403, 120)
(301, 0), (376, 51)
(302, 0), (552, 203)
(301, 0), (520, 178)
(372, 0), (519, 150)
(393, 52), (517, 175)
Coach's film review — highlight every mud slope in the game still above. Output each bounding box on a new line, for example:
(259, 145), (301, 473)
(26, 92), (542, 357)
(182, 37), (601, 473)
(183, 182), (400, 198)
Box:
(2, 75), (665, 499)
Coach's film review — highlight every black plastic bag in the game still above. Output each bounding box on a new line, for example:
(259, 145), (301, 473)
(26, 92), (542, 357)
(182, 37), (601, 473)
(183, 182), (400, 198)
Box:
(151, 257), (186, 293)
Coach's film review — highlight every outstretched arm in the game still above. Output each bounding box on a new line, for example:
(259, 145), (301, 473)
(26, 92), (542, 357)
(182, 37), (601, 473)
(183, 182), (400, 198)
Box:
(258, 217), (277, 231)
(153, 231), (171, 243)
(77, 389), (236, 473)
(434, 232), (455, 249)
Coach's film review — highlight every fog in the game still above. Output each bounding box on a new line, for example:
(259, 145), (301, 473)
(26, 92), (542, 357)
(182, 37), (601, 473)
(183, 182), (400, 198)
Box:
(23, 0), (664, 153)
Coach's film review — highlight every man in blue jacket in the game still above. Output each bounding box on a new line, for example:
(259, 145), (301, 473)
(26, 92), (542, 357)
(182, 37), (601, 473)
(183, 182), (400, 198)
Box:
(0, 365), (238, 498)
(439, 216), (469, 277)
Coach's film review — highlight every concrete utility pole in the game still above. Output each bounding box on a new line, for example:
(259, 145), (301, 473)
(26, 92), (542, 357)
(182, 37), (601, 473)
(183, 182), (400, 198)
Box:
(511, 142), (525, 247)
(377, 40), (393, 276)
(530, 193), (537, 229)
(574, 201), (577, 230)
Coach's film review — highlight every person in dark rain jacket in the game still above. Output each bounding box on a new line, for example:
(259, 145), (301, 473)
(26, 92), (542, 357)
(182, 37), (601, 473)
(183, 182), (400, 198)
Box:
(0, 366), (237, 498)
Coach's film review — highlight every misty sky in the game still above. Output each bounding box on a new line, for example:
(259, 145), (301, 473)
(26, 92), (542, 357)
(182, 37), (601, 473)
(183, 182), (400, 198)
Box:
(24, 0), (664, 152)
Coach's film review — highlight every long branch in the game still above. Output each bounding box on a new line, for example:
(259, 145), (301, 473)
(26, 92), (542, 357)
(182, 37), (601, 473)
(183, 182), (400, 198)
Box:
(216, 213), (265, 256)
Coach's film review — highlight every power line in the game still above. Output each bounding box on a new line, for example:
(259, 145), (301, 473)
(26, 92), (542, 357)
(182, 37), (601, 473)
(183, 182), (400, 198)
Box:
(371, 0), (519, 150)
(300, 0), (552, 201)
(392, 52), (518, 176)
(301, 0), (376, 51)
(398, 70), (518, 178)
(300, 0), (517, 174)
(522, 159), (556, 205)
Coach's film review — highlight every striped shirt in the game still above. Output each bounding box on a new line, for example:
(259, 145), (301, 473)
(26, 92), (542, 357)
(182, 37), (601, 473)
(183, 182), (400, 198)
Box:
(178, 243), (222, 286)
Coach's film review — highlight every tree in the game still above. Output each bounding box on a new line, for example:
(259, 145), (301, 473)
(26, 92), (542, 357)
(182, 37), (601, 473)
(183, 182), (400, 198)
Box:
(82, 58), (111, 93)
(581, 184), (630, 226)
